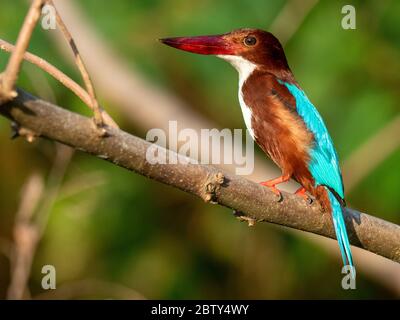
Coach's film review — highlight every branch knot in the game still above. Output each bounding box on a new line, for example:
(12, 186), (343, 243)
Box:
(202, 172), (224, 203)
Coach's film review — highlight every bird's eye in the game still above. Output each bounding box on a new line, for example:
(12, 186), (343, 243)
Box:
(244, 36), (257, 46)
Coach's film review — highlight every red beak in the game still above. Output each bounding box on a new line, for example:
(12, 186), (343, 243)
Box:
(159, 34), (234, 55)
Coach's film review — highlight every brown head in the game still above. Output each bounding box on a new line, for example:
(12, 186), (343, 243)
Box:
(160, 28), (292, 78)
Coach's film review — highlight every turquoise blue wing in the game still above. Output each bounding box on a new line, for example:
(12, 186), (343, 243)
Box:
(279, 81), (344, 199)
(280, 81), (354, 270)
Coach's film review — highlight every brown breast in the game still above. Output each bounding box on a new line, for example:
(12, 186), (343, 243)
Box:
(242, 69), (315, 189)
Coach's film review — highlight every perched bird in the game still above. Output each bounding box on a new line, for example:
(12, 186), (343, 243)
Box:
(160, 28), (354, 271)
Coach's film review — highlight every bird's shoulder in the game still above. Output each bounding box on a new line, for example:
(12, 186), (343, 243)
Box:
(242, 70), (298, 113)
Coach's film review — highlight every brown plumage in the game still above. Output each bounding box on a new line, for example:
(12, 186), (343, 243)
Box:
(242, 69), (320, 199)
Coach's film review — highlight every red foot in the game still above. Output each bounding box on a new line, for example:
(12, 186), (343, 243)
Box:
(260, 181), (282, 198)
(259, 175), (290, 201)
(294, 187), (313, 204)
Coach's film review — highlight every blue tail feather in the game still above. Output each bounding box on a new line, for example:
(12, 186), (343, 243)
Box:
(326, 188), (354, 269)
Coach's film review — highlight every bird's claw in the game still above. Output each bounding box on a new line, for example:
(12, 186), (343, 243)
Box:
(298, 193), (313, 205)
(260, 183), (283, 202)
(274, 190), (283, 202)
(259, 176), (291, 203)
(294, 187), (313, 205)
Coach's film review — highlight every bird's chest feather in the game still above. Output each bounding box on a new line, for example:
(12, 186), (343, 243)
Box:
(240, 72), (315, 181)
(238, 84), (256, 139)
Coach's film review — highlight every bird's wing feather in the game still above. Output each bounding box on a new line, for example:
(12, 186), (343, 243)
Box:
(278, 80), (344, 199)
(276, 80), (352, 269)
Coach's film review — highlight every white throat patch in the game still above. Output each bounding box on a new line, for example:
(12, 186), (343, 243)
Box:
(217, 55), (257, 139)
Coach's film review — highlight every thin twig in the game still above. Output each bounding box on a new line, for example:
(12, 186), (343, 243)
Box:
(0, 0), (45, 103)
(7, 173), (44, 300)
(0, 38), (118, 128)
(47, 0), (112, 131)
(6, 145), (73, 300)
(2, 88), (400, 264)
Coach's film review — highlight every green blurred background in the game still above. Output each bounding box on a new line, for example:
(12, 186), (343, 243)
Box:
(0, 0), (399, 299)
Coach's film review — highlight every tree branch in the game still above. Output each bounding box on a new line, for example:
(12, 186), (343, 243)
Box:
(0, 0), (44, 103)
(0, 38), (117, 129)
(47, 0), (114, 130)
(1, 88), (400, 264)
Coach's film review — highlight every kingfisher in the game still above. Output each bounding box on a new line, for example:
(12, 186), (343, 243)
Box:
(160, 28), (354, 272)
